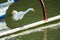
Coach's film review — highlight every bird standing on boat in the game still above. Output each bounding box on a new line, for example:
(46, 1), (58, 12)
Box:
(12, 8), (35, 21)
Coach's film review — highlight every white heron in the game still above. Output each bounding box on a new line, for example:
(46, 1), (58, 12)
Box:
(12, 8), (35, 21)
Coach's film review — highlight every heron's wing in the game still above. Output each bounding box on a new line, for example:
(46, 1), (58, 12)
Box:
(17, 12), (25, 20)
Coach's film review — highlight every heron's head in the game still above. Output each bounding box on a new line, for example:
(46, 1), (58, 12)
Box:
(28, 8), (35, 12)
(12, 10), (18, 14)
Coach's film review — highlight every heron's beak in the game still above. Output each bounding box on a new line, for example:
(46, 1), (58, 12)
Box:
(33, 9), (35, 12)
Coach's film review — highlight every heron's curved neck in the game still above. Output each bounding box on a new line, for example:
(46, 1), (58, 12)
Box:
(24, 9), (31, 14)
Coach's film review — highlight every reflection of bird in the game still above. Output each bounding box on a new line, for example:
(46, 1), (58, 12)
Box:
(12, 8), (35, 21)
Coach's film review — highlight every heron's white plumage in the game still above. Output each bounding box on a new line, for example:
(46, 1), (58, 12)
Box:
(12, 8), (35, 21)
